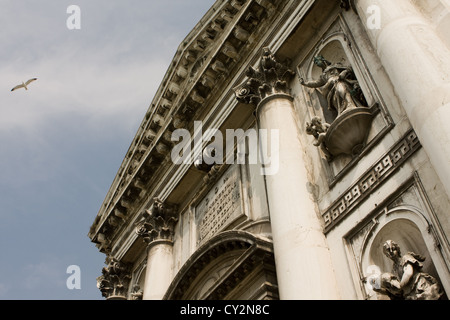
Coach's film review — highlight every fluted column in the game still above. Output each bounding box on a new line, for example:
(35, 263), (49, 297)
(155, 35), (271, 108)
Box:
(135, 198), (178, 300)
(234, 48), (340, 299)
(356, 0), (450, 197)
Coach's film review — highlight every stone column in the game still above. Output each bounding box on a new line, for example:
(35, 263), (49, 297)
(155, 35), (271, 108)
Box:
(356, 0), (450, 197)
(235, 48), (340, 299)
(135, 198), (178, 300)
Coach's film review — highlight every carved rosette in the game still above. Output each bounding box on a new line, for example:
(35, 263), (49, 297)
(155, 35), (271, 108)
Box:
(135, 198), (178, 245)
(96, 257), (132, 300)
(234, 47), (295, 105)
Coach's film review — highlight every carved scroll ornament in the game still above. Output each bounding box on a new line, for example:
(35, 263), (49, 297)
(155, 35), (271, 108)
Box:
(135, 198), (178, 245)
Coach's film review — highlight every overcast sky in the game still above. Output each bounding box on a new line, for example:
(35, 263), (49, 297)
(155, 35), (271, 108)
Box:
(0, 0), (215, 300)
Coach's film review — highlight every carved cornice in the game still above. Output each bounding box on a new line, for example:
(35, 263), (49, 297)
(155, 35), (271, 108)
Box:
(234, 47), (295, 105)
(135, 198), (178, 245)
(96, 257), (132, 300)
(88, 0), (287, 254)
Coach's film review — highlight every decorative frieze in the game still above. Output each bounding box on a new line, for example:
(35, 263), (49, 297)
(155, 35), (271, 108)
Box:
(96, 257), (132, 300)
(234, 47), (295, 105)
(135, 198), (178, 245)
(323, 130), (421, 233)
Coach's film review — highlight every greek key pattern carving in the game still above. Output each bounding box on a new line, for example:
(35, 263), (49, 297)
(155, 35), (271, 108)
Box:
(323, 130), (421, 233)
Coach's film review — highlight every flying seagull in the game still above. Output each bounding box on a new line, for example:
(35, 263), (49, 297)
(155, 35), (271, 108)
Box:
(11, 78), (38, 92)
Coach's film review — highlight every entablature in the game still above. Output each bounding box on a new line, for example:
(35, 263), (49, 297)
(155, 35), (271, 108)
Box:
(88, 0), (293, 254)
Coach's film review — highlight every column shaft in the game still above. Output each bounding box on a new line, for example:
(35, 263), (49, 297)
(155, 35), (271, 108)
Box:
(258, 94), (340, 300)
(136, 198), (178, 300)
(143, 241), (174, 300)
(356, 0), (450, 196)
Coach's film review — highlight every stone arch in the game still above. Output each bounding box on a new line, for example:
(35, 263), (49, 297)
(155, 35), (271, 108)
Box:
(163, 230), (278, 300)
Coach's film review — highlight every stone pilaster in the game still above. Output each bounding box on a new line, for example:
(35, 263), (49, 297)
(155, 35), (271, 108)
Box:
(135, 198), (178, 300)
(96, 256), (132, 300)
(234, 48), (340, 299)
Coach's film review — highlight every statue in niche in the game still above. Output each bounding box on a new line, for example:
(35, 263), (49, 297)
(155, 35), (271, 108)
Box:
(300, 55), (367, 118)
(300, 55), (374, 159)
(372, 240), (444, 300)
(306, 116), (332, 161)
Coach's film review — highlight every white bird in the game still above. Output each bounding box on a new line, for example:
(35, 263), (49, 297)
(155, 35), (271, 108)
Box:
(11, 78), (38, 92)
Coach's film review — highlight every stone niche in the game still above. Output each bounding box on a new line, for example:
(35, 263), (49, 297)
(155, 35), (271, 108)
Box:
(297, 17), (394, 185)
(345, 179), (450, 300)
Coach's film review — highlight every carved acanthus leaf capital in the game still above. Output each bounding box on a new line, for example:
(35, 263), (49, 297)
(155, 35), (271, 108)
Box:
(135, 198), (178, 244)
(234, 47), (295, 105)
(96, 257), (132, 300)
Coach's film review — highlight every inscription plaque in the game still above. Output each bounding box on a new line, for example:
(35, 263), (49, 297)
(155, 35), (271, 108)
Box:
(196, 166), (243, 243)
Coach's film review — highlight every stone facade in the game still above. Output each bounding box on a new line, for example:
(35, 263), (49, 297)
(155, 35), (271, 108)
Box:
(88, 0), (450, 300)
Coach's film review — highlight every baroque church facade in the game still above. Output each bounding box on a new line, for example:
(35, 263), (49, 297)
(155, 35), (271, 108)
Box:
(88, 0), (450, 300)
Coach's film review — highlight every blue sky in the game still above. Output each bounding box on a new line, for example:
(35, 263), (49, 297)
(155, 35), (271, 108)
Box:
(0, 0), (215, 300)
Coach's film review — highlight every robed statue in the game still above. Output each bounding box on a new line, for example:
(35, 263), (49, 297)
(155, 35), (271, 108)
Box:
(300, 55), (367, 117)
(372, 240), (444, 300)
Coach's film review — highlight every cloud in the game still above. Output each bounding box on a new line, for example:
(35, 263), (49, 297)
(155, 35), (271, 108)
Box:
(1, 37), (169, 133)
(22, 256), (67, 292)
(0, 1), (191, 136)
(0, 2), (179, 199)
(0, 283), (10, 298)
(0, 0), (217, 300)
(0, 54), (169, 195)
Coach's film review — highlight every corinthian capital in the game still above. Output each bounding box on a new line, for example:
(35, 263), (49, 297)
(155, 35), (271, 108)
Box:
(234, 47), (295, 105)
(96, 257), (132, 300)
(135, 198), (178, 244)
